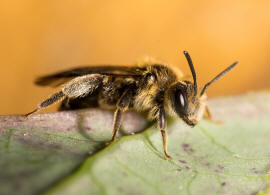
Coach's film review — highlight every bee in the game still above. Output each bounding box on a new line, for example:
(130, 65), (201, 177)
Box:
(26, 51), (238, 160)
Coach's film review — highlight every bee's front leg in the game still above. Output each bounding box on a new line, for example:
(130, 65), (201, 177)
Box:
(159, 106), (172, 160)
(203, 105), (223, 124)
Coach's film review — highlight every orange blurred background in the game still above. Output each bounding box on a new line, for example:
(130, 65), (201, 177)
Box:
(0, 0), (270, 115)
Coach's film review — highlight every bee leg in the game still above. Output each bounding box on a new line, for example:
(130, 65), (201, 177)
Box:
(25, 91), (65, 117)
(58, 96), (71, 111)
(159, 106), (172, 160)
(203, 105), (212, 120)
(106, 90), (131, 145)
(203, 106), (223, 124)
(106, 109), (124, 145)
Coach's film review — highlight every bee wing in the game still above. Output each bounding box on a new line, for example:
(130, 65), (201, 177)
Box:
(35, 65), (144, 87)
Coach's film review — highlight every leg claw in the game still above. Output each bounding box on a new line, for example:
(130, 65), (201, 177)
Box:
(106, 140), (114, 146)
(165, 153), (172, 160)
(210, 120), (224, 125)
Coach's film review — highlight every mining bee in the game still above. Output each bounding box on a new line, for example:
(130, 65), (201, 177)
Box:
(26, 51), (238, 160)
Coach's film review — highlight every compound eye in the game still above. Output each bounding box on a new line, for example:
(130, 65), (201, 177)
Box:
(175, 90), (187, 114)
(145, 73), (156, 82)
(179, 93), (185, 108)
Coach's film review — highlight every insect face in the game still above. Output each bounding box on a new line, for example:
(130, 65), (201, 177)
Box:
(169, 81), (206, 126)
(172, 51), (238, 127)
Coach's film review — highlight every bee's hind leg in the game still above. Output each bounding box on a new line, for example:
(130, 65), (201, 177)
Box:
(25, 91), (65, 117)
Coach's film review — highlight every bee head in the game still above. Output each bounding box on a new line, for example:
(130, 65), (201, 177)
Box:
(169, 81), (206, 126)
(170, 51), (238, 126)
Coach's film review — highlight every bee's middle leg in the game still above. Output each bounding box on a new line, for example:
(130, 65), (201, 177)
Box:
(106, 89), (131, 145)
(108, 109), (124, 144)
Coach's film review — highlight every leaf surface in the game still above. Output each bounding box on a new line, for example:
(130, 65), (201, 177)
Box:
(1, 92), (270, 195)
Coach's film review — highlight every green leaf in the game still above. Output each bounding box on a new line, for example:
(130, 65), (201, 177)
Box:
(1, 92), (270, 195)
(0, 109), (147, 195)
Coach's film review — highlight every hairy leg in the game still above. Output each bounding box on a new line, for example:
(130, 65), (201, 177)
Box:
(159, 106), (172, 160)
(25, 91), (65, 117)
(25, 74), (103, 116)
(203, 105), (223, 124)
(106, 89), (132, 144)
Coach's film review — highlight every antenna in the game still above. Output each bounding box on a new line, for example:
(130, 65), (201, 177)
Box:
(183, 51), (197, 96)
(200, 61), (238, 96)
